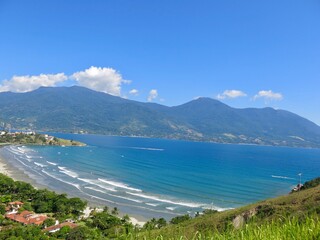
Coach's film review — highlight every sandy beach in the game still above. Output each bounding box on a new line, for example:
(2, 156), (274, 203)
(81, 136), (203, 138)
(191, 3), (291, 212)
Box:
(0, 158), (12, 176)
(0, 147), (48, 190)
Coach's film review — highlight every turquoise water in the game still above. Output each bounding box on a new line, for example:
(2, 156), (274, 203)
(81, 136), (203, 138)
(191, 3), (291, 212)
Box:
(2, 133), (320, 220)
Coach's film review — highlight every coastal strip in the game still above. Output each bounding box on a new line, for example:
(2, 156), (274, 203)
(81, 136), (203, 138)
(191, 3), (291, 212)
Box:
(0, 146), (147, 225)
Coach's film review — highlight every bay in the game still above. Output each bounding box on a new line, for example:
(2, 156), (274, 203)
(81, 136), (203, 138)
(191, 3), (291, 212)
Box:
(2, 133), (320, 220)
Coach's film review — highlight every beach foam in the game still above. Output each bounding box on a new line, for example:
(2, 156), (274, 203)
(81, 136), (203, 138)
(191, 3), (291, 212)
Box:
(41, 170), (80, 190)
(84, 186), (106, 194)
(107, 193), (143, 203)
(145, 203), (159, 207)
(47, 161), (58, 166)
(126, 192), (203, 208)
(58, 166), (78, 178)
(130, 147), (164, 151)
(98, 178), (142, 192)
(271, 175), (295, 180)
(34, 162), (47, 168)
(78, 178), (117, 192)
(166, 206), (177, 211)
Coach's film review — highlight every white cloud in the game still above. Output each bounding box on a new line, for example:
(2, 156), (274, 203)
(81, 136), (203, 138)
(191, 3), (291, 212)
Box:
(71, 66), (130, 96)
(147, 89), (158, 102)
(217, 90), (247, 100)
(129, 89), (139, 96)
(0, 66), (131, 95)
(0, 73), (67, 93)
(254, 90), (283, 101)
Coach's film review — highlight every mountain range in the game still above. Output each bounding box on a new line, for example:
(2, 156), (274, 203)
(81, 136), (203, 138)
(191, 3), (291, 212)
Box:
(1, 86), (320, 148)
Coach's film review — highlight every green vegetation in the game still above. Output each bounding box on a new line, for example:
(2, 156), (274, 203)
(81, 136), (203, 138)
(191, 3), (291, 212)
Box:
(136, 180), (320, 239)
(1, 86), (320, 148)
(0, 173), (319, 239)
(137, 216), (320, 240)
(301, 177), (320, 190)
(0, 132), (85, 146)
(0, 173), (86, 218)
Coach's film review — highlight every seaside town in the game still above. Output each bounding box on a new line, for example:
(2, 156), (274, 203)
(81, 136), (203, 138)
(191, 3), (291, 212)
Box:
(0, 130), (85, 146)
(4, 201), (77, 232)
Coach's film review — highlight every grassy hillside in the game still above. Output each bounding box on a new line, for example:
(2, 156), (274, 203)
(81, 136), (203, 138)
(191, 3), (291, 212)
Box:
(137, 182), (320, 239)
(0, 173), (319, 239)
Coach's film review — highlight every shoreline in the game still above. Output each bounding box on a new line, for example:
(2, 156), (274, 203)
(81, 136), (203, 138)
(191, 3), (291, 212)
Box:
(0, 145), (147, 226)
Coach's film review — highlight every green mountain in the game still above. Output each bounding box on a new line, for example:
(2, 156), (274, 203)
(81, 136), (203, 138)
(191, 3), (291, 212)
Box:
(1, 86), (320, 147)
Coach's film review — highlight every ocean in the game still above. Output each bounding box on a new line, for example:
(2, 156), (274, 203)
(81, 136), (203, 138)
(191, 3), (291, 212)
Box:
(1, 133), (320, 220)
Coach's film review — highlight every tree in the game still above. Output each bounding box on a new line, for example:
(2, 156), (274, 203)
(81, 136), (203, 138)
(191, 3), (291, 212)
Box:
(68, 197), (86, 216)
(0, 204), (6, 214)
(66, 226), (91, 240)
(111, 207), (119, 216)
(103, 206), (109, 213)
(121, 214), (130, 224)
(19, 202), (33, 212)
(66, 226), (101, 240)
(43, 218), (55, 228)
(53, 225), (71, 239)
(0, 195), (11, 204)
(91, 212), (121, 230)
(157, 218), (167, 228)
(170, 214), (191, 224)
(143, 218), (157, 230)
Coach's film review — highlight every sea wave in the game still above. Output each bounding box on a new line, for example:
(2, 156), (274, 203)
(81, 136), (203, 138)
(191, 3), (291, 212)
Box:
(98, 178), (142, 192)
(7, 147), (24, 156)
(17, 147), (26, 153)
(130, 147), (164, 151)
(84, 186), (106, 194)
(14, 156), (29, 167)
(166, 206), (177, 211)
(126, 192), (203, 208)
(58, 166), (78, 178)
(34, 162), (47, 167)
(107, 193), (143, 203)
(145, 203), (159, 207)
(78, 178), (117, 192)
(271, 175), (294, 180)
(47, 161), (58, 166)
(41, 170), (80, 190)
(84, 187), (143, 204)
(85, 193), (116, 204)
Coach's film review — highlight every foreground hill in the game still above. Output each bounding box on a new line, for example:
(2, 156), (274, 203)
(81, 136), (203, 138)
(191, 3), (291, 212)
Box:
(138, 179), (320, 239)
(0, 173), (319, 239)
(0, 86), (320, 147)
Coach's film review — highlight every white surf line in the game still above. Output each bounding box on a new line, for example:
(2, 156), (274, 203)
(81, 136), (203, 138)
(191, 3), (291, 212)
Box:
(82, 182), (143, 203)
(42, 170), (81, 190)
(84, 186), (107, 194)
(78, 178), (117, 192)
(98, 178), (142, 192)
(13, 155), (46, 177)
(271, 175), (295, 180)
(130, 147), (164, 151)
(58, 166), (78, 178)
(126, 192), (203, 208)
(34, 162), (47, 168)
(47, 161), (58, 166)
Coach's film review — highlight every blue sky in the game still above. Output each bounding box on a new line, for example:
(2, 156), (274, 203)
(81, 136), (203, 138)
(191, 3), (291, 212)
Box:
(0, 1), (319, 125)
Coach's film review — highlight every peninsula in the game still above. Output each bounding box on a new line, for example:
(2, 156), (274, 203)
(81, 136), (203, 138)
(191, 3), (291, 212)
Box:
(0, 131), (85, 146)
